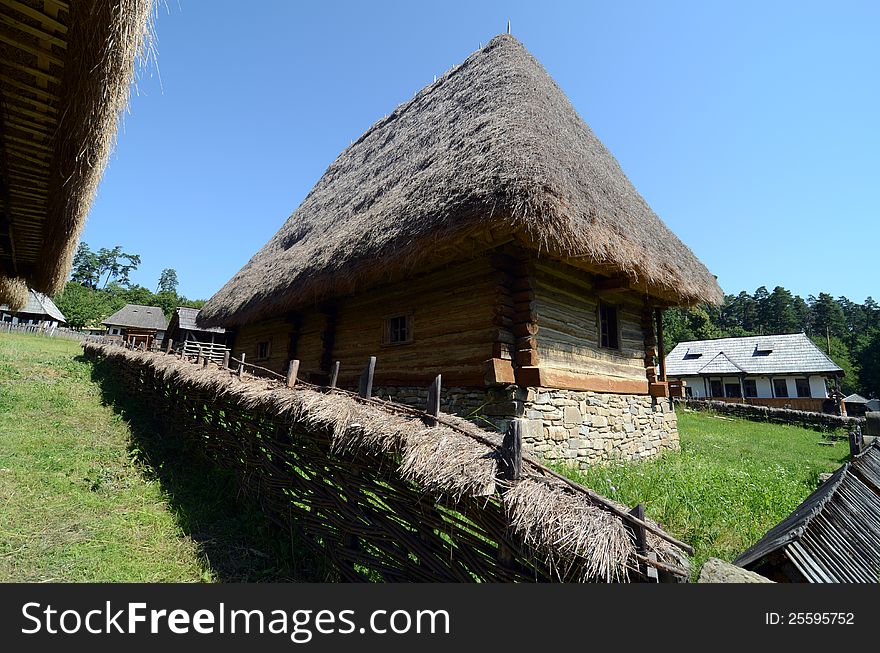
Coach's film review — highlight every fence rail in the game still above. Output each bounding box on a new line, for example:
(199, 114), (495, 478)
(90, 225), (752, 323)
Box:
(82, 340), (691, 583)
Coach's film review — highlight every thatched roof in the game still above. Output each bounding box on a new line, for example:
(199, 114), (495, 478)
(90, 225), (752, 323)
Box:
(102, 303), (167, 330)
(200, 34), (722, 328)
(0, 0), (154, 309)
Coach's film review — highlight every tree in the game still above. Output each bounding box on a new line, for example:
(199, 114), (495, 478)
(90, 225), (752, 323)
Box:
(761, 286), (801, 334)
(157, 268), (179, 294)
(808, 293), (846, 340)
(857, 330), (880, 398)
(54, 282), (112, 329)
(811, 334), (859, 395)
(95, 246), (141, 288)
(70, 242), (100, 288)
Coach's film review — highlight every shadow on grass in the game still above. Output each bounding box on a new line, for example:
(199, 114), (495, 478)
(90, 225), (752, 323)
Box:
(84, 355), (336, 582)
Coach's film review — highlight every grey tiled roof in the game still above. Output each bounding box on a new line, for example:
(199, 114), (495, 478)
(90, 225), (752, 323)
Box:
(0, 289), (66, 322)
(174, 307), (225, 333)
(735, 443), (880, 582)
(665, 333), (842, 377)
(102, 304), (168, 330)
(844, 394), (868, 404)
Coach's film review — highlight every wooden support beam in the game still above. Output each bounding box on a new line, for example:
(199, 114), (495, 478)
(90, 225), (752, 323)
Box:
(164, 339), (173, 354)
(358, 356), (376, 399)
(499, 419), (523, 482)
(425, 374), (441, 427)
(238, 352), (246, 378)
(286, 359), (300, 388)
(329, 361), (340, 389)
(655, 307), (666, 382)
(594, 276), (630, 293)
(222, 350), (230, 369)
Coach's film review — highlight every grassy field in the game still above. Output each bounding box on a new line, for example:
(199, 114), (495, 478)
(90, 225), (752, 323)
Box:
(0, 333), (326, 582)
(563, 409), (850, 575)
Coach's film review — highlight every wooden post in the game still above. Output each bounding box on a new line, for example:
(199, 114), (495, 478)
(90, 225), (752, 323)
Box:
(499, 419), (523, 481)
(165, 338), (173, 354)
(425, 374), (442, 427)
(222, 350), (230, 370)
(238, 352), (246, 378)
(655, 307), (666, 382)
(329, 361), (340, 389)
(196, 346), (203, 365)
(358, 356), (376, 398)
(286, 359), (300, 388)
(628, 503), (658, 581)
(848, 425), (863, 458)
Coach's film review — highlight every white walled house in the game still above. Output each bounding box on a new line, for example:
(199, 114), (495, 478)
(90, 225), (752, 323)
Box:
(0, 289), (66, 328)
(665, 333), (843, 412)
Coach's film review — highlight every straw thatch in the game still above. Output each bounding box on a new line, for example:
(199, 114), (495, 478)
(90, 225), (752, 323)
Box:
(83, 341), (691, 582)
(200, 34), (721, 328)
(0, 1), (154, 309)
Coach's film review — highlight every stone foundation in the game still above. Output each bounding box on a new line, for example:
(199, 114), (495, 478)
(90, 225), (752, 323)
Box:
(371, 384), (679, 467)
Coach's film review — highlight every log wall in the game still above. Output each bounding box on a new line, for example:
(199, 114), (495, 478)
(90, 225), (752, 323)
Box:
(532, 260), (647, 383)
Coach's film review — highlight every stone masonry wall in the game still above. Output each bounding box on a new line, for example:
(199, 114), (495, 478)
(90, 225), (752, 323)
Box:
(373, 384), (679, 467)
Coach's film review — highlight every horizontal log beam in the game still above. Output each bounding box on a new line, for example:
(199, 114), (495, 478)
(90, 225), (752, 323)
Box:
(515, 366), (649, 394)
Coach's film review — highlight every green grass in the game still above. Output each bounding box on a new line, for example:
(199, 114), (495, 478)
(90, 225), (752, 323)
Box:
(0, 333), (329, 582)
(558, 409), (850, 576)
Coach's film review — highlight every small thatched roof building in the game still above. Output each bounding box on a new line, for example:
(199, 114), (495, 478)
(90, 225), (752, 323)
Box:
(200, 35), (721, 467)
(0, 0), (154, 310)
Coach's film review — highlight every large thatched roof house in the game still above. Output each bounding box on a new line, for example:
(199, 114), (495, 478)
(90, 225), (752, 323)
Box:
(200, 35), (722, 465)
(0, 0), (153, 310)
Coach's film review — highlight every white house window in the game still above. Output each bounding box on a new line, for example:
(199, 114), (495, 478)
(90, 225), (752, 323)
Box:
(710, 380), (723, 397)
(795, 378), (810, 398)
(384, 315), (412, 345)
(599, 303), (619, 349)
(743, 379), (758, 397)
(725, 383), (741, 398)
(773, 379), (788, 398)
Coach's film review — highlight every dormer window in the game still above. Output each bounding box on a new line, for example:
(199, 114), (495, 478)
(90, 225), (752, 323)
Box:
(683, 351), (703, 360)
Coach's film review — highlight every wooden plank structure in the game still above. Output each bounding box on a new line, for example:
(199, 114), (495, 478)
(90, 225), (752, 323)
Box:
(0, 0), (153, 309)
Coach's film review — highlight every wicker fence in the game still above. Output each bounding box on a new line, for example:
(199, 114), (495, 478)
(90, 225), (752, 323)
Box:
(82, 341), (691, 582)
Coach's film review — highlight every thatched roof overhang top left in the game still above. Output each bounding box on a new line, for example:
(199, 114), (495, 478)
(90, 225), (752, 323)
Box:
(199, 35), (722, 329)
(0, 0), (154, 309)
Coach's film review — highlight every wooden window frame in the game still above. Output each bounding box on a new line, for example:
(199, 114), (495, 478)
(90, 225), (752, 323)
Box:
(795, 377), (811, 398)
(598, 302), (620, 350)
(255, 339), (272, 362)
(773, 378), (789, 398)
(743, 379), (758, 398)
(382, 313), (413, 347)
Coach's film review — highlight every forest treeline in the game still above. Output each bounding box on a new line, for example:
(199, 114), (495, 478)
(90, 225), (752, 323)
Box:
(53, 242), (205, 330)
(664, 287), (880, 397)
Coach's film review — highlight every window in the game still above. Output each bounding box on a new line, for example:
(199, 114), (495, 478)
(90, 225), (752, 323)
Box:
(725, 383), (742, 398)
(685, 386), (693, 398)
(599, 303), (619, 349)
(256, 340), (271, 360)
(743, 379), (758, 397)
(384, 315), (412, 345)
(773, 378), (789, 398)
(795, 378), (811, 398)
(710, 380), (723, 397)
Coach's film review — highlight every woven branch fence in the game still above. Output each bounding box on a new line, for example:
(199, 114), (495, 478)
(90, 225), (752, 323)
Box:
(82, 341), (690, 582)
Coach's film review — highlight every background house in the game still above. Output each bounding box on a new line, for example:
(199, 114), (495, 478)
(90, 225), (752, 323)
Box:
(0, 289), (66, 328)
(665, 333), (843, 412)
(198, 35), (722, 466)
(843, 393), (869, 417)
(102, 304), (168, 348)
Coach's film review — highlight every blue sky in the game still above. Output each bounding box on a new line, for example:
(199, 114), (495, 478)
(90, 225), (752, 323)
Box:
(82, 0), (879, 303)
